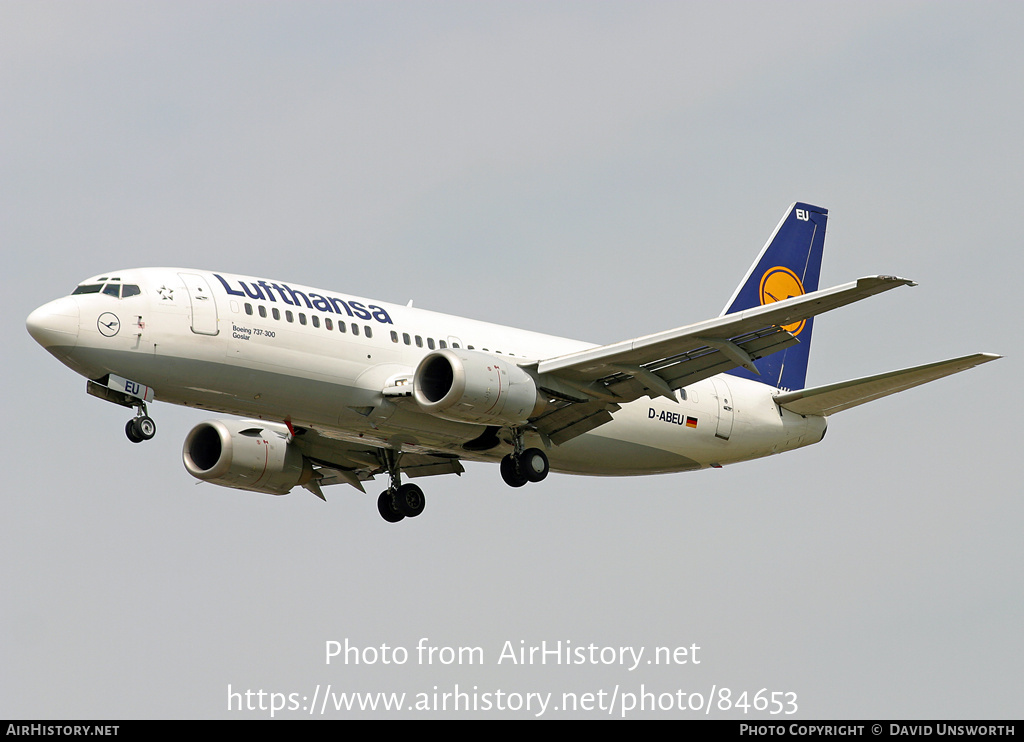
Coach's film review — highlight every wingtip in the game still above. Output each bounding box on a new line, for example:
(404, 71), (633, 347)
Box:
(853, 275), (915, 285)
(875, 274), (917, 287)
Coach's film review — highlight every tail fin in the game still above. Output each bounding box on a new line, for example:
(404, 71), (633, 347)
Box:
(720, 202), (828, 391)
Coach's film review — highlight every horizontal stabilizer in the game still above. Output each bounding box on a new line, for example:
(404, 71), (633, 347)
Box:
(773, 353), (1001, 417)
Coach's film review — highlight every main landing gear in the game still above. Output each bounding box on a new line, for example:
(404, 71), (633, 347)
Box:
(499, 429), (549, 488)
(377, 483), (425, 523)
(374, 431), (549, 523)
(376, 449), (425, 523)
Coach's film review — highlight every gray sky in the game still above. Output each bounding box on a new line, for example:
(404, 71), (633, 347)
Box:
(2, 1), (1020, 719)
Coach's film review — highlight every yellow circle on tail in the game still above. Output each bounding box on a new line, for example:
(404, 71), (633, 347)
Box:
(759, 266), (806, 335)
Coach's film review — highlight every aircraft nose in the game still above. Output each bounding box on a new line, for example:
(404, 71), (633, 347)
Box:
(27, 297), (80, 351)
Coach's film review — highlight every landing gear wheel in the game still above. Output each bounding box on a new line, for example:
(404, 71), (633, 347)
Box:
(394, 483), (425, 518)
(125, 419), (144, 443)
(135, 416), (156, 440)
(520, 448), (549, 483)
(500, 454), (528, 488)
(377, 491), (405, 523)
(125, 416), (156, 443)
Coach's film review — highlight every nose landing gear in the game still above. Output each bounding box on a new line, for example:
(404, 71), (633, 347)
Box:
(124, 399), (156, 443)
(125, 414), (157, 443)
(84, 377), (158, 444)
(125, 413), (155, 442)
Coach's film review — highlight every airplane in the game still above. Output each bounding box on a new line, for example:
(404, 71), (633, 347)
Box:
(26, 203), (999, 523)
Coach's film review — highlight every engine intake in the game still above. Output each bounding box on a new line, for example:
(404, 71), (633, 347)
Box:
(182, 419), (314, 495)
(413, 348), (546, 426)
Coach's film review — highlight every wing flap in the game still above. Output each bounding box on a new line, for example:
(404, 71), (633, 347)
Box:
(291, 429), (466, 492)
(400, 454), (466, 479)
(654, 327), (800, 388)
(773, 353), (1001, 417)
(531, 401), (620, 446)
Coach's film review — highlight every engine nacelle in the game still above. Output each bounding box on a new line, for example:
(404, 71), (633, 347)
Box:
(182, 419), (314, 495)
(413, 348), (547, 426)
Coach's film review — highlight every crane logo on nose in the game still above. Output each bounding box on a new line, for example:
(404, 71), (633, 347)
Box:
(97, 312), (120, 337)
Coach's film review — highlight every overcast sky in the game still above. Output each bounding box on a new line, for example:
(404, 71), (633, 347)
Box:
(2, 1), (1020, 719)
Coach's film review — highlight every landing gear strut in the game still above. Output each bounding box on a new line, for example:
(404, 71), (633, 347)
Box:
(124, 401), (156, 443)
(500, 428), (549, 488)
(376, 449), (426, 523)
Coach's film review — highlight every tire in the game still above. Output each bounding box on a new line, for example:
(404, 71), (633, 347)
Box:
(521, 448), (549, 482)
(377, 491), (405, 523)
(500, 454), (528, 488)
(395, 483), (425, 518)
(125, 419), (143, 443)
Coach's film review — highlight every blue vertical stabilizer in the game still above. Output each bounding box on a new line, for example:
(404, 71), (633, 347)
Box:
(721, 203), (828, 391)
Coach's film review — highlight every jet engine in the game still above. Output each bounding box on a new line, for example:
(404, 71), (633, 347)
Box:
(413, 348), (547, 426)
(182, 419), (314, 495)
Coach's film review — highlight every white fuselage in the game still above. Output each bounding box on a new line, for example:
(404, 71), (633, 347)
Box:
(28, 268), (827, 476)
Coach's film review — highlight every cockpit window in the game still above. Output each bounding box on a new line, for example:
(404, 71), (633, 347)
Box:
(72, 282), (141, 298)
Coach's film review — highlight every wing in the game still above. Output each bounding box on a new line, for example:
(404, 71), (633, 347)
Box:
(289, 427), (464, 497)
(772, 353), (1001, 417)
(526, 276), (914, 445)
